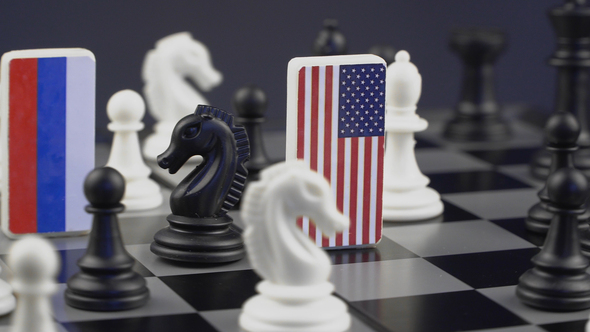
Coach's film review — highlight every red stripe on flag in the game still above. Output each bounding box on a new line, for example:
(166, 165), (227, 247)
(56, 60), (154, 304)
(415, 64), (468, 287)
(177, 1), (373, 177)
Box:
(336, 137), (345, 247)
(296, 67), (306, 229)
(322, 66), (333, 247)
(308, 66), (319, 239)
(349, 137), (359, 246)
(9, 58), (38, 234)
(363, 137), (372, 244)
(376, 135), (385, 241)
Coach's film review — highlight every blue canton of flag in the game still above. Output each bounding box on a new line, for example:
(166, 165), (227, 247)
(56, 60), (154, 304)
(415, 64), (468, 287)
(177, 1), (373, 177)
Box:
(338, 64), (386, 138)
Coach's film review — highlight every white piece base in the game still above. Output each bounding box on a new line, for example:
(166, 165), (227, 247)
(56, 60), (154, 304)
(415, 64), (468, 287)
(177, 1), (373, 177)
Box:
(383, 186), (443, 222)
(122, 177), (163, 211)
(239, 281), (350, 332)
(0, 279), (15, 316)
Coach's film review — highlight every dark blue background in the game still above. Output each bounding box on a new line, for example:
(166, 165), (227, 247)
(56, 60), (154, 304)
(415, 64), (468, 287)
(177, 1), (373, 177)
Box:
(0, 0), (557, 140)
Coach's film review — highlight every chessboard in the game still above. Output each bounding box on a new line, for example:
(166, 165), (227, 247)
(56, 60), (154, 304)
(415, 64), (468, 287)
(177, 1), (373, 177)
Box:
(0, 106), (584, 332)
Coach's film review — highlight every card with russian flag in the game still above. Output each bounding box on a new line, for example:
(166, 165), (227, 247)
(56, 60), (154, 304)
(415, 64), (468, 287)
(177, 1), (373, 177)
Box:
(286, 54), (386, 249)
(0, 48), (96, 238)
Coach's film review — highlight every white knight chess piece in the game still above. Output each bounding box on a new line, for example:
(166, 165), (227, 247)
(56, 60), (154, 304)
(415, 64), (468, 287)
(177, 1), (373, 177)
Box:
(382, 51), (444, 221)
(239, 161), (351, 332)
(142, 32), (223, 160)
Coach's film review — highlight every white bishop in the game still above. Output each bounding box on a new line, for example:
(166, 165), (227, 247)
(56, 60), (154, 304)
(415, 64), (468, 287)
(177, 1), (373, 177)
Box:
(382, 51), (443, 221)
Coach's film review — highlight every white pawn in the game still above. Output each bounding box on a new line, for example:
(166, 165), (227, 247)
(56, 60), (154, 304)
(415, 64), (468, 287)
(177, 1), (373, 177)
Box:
(106, 90), (163, 211)
(382, 51), (443, 221)
(9, 236), (59, 332)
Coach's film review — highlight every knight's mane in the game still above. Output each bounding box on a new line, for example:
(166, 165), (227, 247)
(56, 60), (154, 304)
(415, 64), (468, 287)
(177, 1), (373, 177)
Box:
(194, 105), (250, 213)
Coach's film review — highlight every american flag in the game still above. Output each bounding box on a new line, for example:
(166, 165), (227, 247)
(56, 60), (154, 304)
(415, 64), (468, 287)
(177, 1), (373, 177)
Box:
(287, 55), (386, 248)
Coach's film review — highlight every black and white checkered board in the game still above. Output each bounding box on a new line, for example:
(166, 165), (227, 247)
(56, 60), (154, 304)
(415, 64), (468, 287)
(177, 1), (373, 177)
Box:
(0, 107), (585, 332)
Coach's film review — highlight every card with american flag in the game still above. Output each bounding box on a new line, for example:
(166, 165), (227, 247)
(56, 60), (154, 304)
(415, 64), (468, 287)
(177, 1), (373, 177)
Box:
(286, 54), (386, 249)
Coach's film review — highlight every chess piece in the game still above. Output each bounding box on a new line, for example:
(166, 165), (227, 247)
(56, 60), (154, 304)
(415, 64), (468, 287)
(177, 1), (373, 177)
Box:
(239, 161), (350, 332)
(368, 44), (397, 65)
(105, 90), (163, 211)
(516, 167), (590, 311)
(312, 19), (347, 56)
(233, 85), (272, 181)
(531, 0), (590, 180)
(443, 28), (511, 142)
(142, 32), (223, 160)
(9, 236), (58, 332)
(526, 112), (590, 234)
(65, 167), (149, 311)
(382, 51), (444, 221)
(151, 105), (250, 263)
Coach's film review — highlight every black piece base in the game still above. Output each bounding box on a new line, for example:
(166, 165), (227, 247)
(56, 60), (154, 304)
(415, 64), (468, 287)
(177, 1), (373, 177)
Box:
(151, 214), (245, 263)
(525, 202), (589, 234)
(65, 271), (149, 312)
(531, 147), (590, 180)
(443, 115), (511, 142)
(516, 269), (590, 311)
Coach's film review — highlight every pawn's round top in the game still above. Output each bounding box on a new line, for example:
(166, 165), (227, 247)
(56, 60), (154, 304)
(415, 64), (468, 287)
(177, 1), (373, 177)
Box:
(107, 89), (145, 124)
(8, 236), (59, 284)
(232, 85), (267, 119)
(84, 167), (126, 208)
(368, 44), (397, 65)
(312, 19), (347, 56)
(545, 111), (580, 146)
(386, 50), (422, 109)
(547, 167), (589, 208)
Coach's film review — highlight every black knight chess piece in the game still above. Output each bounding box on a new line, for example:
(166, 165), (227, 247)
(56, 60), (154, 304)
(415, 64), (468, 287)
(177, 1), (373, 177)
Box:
(151, 105), (250, 263)
(516, 167), (590, 311)
(65, 167), (150, 311)
(531, 0), (590, 180)
(443, 28), (511, 142)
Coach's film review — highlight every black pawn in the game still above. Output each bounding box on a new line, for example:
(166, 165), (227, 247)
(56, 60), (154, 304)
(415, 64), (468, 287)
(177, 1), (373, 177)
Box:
(233, 85), (271, 180)
(531, 0), (590, 180)
(516, 167), (590, 311)
(312, 19), (347, 56)
(526, 112), (590, 233)
(368, 45), (397, 65)
(443, 28), (511, 141)
(65, 167), (149, 311)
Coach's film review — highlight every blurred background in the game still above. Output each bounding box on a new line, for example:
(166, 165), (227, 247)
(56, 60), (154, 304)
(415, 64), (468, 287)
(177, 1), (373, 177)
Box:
(0, 0), (557, 141)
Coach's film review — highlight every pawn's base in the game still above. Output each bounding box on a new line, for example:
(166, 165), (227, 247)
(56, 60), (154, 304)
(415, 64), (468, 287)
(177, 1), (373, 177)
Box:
(239, 281), (350, 332)
(443, 115), (511, 142)
(383, 187), (444, 222)
(516, 268), (590, 311)
(122, 178), (163, 211)
(525, 202), (589, 234)
(65, 272), (149, 311)
(0, 280), (15, 316)
(151, 214), (245, 263)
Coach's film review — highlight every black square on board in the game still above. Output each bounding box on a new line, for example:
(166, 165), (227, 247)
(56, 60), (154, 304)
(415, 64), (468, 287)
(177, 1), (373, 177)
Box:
(466, 147), (538, 166)
(159, 270), (261, 311)
(329, 236), (418, 265)
(425, 248), (540, 288)
(441, 199), (481, 222)
(351, 290), (528, 332)
(62, 313), (217, 332)
(428, 170), (532, 194)
(491, 218), (546, 247)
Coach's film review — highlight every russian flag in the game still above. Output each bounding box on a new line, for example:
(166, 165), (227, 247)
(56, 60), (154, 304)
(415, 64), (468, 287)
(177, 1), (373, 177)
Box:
(1, 49), (95, 237)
